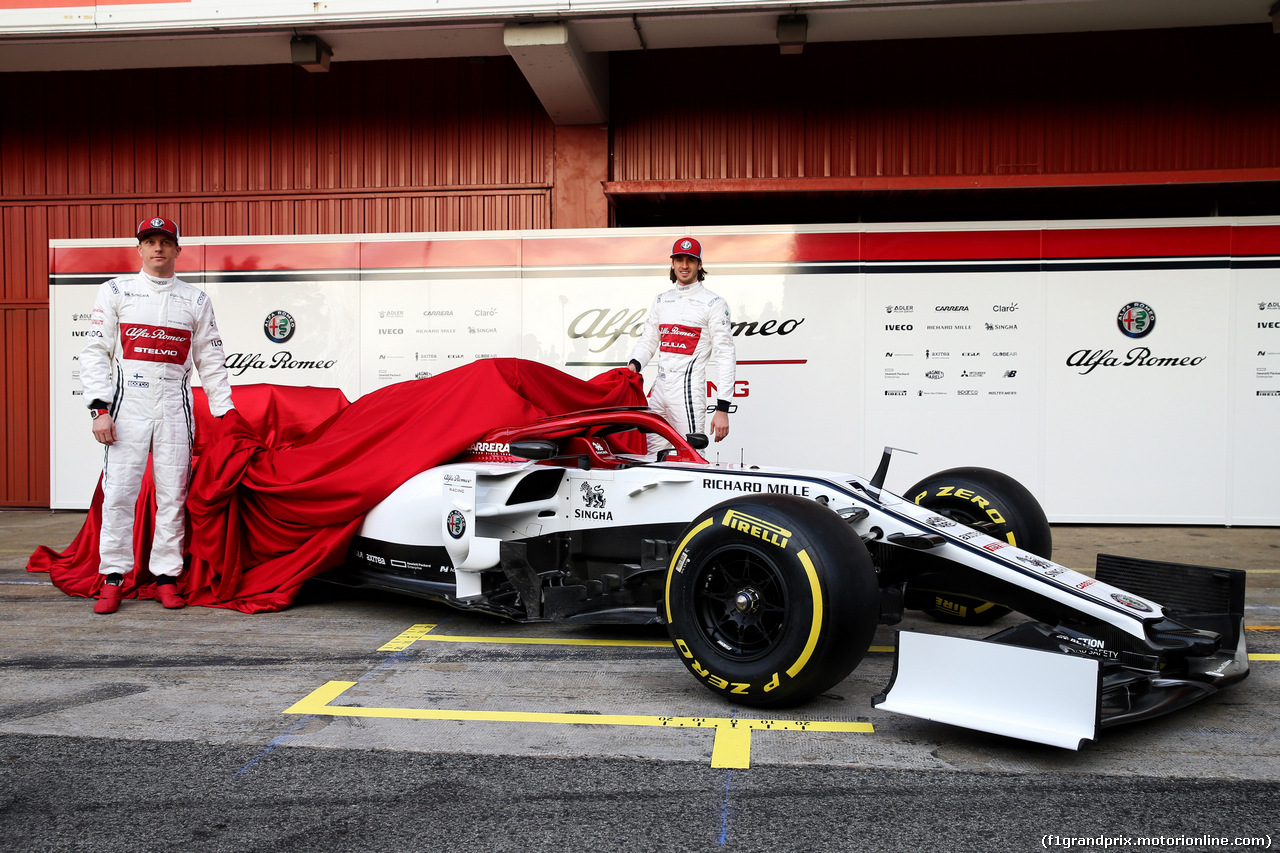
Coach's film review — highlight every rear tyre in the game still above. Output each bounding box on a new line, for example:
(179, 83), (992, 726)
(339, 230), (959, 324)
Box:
(904, 466), (1052, 625)
(665, 494), (879, 708)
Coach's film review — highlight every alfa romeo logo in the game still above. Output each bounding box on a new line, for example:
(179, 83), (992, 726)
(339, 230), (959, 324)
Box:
(150, 218), (166, 228)
(1117, 302), (1155, 339)
(446, 510), (466, 539)
(264, 310), (296, 343)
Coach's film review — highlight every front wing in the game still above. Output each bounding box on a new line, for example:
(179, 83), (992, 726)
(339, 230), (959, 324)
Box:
(873, 553), (1249, 749)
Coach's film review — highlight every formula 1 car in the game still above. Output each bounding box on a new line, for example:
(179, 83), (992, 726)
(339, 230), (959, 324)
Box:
(328, 407), (1249, 749)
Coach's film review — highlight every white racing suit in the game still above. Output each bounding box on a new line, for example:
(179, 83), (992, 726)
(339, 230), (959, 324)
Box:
(630, 281), (737, 451)
(80, 272), (235, 578)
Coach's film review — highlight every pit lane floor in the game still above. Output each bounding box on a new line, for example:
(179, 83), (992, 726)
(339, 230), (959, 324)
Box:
(2, 511), (1278, 852)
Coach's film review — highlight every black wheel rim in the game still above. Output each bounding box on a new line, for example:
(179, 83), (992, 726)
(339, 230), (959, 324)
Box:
(691, 546), (789, 661)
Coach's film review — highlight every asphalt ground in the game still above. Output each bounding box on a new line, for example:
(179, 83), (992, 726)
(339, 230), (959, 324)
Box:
(2, 511), (1278, 853)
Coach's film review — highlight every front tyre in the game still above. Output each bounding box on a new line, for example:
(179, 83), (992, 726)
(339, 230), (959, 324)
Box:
(904, 466), (1052, 625)
(665, 494), (879, 708)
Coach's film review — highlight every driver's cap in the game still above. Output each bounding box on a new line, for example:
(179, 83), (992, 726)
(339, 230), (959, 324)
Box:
(670, 237), (702, 260)
(137, 216), (179, 244)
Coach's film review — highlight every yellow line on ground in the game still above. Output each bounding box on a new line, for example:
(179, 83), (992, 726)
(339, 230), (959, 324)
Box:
(418, 634), (673, 648)
(382, 626), (1274, 667)
(381, 624), (901, 654)
(379, 623), (671, 651)
(285, 680), (873, 769)
(378, 624), (440, 651)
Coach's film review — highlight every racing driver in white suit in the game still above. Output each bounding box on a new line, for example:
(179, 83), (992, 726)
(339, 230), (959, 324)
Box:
(629, 237), (737, 452)
(81, 216), (235, 614)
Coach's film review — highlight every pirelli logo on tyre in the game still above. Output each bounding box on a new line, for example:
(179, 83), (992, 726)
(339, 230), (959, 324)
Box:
(912, 486), (1008, 527)
(674, 638), (756, 695)
(720, 509), (791, 549)
(665, 496), (880, 709)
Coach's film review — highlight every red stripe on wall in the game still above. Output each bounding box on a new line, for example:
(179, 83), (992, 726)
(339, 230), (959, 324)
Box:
(521, 234), (664, 266)
(864, 229), (1042, 262)
(360, 239), (522, 269)
(202, 242), (357, 272)
(791, 233), (864, 263)
(519, 232), (865, 266)
(48, 224), (1280, 275)
(0, 0), (183, 6)
(702, 233), (850, 264)
(50, 245), (207, 275)
(1231, 225), (1280, 257)
(1041, 226), (1234, 260)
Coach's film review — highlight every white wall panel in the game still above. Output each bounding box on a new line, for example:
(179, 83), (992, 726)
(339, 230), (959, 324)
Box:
(1042, 268), (1233, 522)
(48, 219), (1280, 524)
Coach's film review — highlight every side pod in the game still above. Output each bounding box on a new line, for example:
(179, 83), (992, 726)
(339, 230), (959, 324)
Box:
(872, 632), (1102, 750)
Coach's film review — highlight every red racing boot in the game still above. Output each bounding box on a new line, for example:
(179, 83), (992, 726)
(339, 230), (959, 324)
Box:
(154, 580), (186, 609)
(93, 582), (125, 615)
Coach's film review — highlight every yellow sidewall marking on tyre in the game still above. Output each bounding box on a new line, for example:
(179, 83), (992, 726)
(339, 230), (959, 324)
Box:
(665, 517), (714, 622)
(785, 549), (824, 679)
(286, 681), (872, 769)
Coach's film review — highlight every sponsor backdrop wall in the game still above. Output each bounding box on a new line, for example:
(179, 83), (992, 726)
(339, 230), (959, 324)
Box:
(50, 219), (1280, 523)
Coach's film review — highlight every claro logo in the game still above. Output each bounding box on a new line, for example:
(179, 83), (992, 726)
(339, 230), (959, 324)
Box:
(568, 309), (805, 352)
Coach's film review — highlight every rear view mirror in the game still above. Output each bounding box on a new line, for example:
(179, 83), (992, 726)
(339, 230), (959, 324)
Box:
(509, 439), (559, 460)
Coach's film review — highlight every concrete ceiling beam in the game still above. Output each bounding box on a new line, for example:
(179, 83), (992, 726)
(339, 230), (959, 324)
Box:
(504, 21), (608, 126)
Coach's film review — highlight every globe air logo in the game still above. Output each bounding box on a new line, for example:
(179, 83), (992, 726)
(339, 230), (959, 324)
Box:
(264, 310), (296, 343)
(1111, 592), (1154, 612)
(1117, 302), (1155, 339)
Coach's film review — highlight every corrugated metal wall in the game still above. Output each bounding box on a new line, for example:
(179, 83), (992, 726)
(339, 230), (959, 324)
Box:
(612, 27), (1280, 182)
(5, 58), (552, 233)
(0, 306), (48, 506)
(0, 57), (553, 506)
(4, 25), (1278, 505)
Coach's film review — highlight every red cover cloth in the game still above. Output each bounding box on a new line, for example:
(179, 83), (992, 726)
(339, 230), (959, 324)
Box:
(28, 359), (647, 613)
